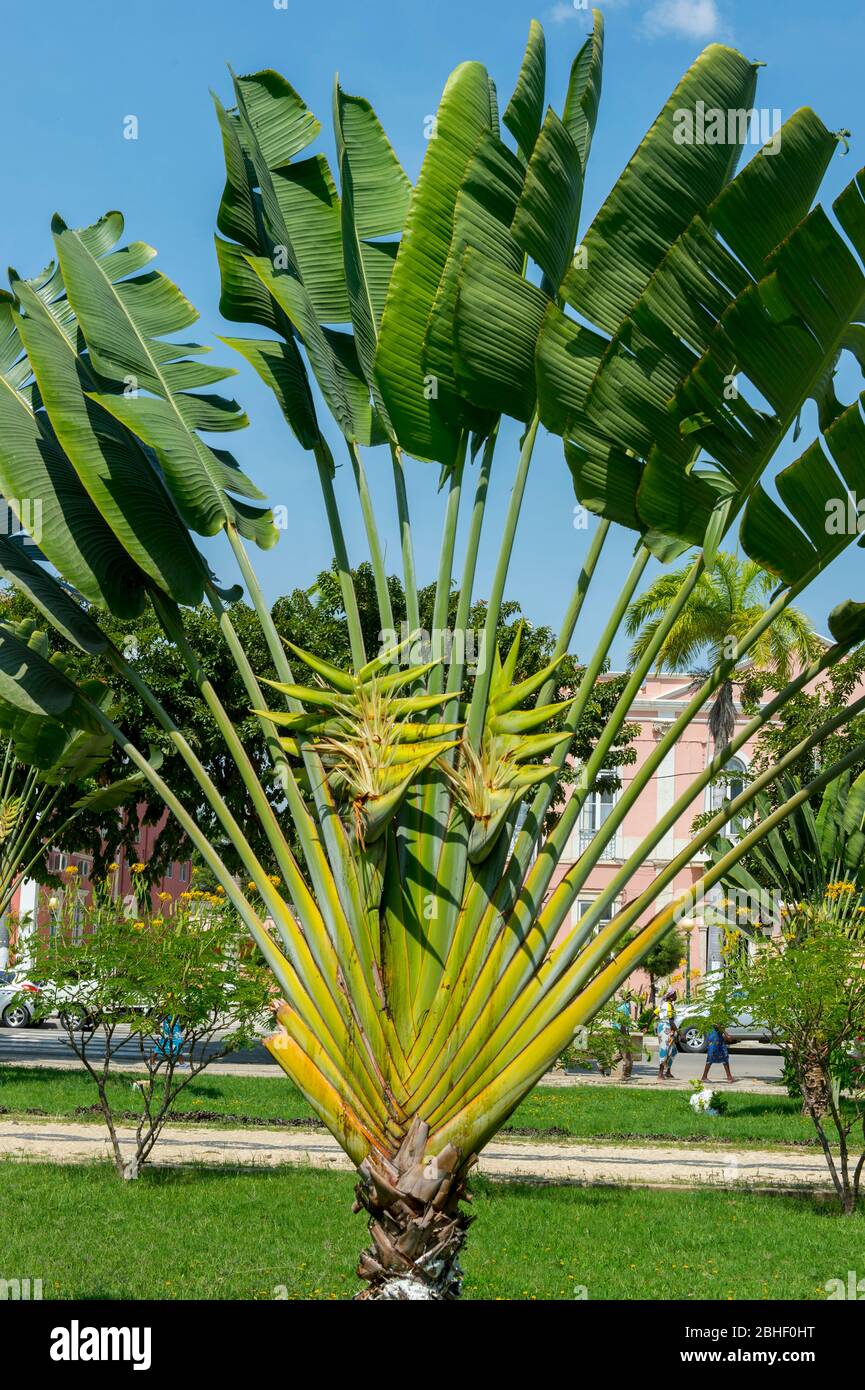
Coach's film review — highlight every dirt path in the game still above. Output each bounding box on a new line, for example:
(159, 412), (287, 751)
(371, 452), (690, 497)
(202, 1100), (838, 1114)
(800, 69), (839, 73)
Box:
(0, 1118), (833, 1191)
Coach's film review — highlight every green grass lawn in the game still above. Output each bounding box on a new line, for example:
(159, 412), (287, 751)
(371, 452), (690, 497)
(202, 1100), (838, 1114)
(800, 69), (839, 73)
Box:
(5, 1160), (859, 1300)
(0, 1064), (836, 1149)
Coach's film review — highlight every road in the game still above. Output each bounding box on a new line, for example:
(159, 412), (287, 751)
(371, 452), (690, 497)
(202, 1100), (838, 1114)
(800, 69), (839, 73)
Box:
(0, 1021), (785, 1086)
(0, 1020), (275, 1072)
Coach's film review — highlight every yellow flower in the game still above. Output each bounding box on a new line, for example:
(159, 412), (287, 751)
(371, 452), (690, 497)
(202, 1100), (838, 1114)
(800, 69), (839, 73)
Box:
(158, 891), (171, 902)
(133, 920), (145, 930)
(247, 881), (257, 892)
(268, 874), (280, 886)
(152, 916), (164, 925)
(64, 864), (78, 875)
(131, 862), (146, 874)
(215, 885), (225, 895)
(108, 862), (119, 872)
(180, 891), (192, 900)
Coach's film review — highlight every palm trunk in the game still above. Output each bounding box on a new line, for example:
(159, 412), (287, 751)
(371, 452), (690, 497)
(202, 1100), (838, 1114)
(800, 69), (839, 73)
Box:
(354, 1118), (474, 1300)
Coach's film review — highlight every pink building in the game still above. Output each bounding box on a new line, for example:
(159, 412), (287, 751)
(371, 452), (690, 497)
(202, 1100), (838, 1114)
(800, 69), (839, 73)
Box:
(548, 672), (757, 993)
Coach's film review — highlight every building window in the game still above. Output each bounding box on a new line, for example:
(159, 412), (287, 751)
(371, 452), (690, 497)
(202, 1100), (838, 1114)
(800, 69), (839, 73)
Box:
(576, 897), (616, 930)
(709, 756), (748, 835)
(575, 771), (619, 860)
(165, 862), (173, 879)
(179, 862), (190, 883)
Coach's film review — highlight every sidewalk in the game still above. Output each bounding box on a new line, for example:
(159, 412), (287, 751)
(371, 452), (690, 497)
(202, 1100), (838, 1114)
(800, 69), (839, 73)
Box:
(0, 1118), (833, 1192)
(0, 1052), (786, 1094)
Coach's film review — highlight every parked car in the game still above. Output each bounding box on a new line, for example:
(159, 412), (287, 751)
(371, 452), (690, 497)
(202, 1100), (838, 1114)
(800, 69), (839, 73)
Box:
(674, 988), (773, 1052)
(0, 969), (41, 1028)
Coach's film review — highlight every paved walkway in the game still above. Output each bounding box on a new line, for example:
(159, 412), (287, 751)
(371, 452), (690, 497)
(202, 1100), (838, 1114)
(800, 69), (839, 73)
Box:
(0, 1118), (833, 1192)
(0, 1025), (786, 1089)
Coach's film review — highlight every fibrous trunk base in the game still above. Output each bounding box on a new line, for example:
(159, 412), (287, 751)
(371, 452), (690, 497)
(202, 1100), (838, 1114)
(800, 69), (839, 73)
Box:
(353, 1117), (475, 1300)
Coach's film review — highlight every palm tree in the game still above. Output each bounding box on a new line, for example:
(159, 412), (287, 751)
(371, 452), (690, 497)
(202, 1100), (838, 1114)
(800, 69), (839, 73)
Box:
(2, 14), (865, 1296)
(626, 554), (821, 753)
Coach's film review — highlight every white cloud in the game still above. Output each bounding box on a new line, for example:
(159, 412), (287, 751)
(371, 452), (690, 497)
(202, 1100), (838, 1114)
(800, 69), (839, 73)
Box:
(641, 0), (723, 40)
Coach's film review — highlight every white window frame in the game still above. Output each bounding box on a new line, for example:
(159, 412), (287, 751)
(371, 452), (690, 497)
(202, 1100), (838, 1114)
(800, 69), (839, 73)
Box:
(706, 755), (748, 837)
(572, 894), (619, 934)
(570, 770), (621, 862)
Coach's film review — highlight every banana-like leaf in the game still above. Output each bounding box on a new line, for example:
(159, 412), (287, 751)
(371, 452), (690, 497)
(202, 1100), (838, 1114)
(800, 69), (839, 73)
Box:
(503, 18), (546, 159)
(423, 130), (525, 433)
(511, 108), (582, 290)
(214, 71), (382, 450)
(0, 676), (114, 774)
(72, 748), (165, 811)
(563, 44), (757, 331)
(0, 620), (99, 730)
(50, 213), (276, 548)
(12, 274), (208, 605)
(333, 81), (412, 435)
(0, 535), (108, 654)
(562, 8), (604, 171)
(0, 292), (150, 617)
(375, 60), (495, 465)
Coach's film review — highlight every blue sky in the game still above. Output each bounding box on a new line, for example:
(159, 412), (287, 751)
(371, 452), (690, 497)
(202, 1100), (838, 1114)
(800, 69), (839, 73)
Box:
(5, 0), (865, 665)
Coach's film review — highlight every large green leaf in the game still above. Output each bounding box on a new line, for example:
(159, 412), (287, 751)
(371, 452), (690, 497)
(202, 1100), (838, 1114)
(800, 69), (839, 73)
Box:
(374, 61), (494, 465)
(0, 620), (99, 729)
(423, 131), (525, 431)
(13, 275), (207, 605)
(217, 335), (319, 450)
(0, 292), (150, 617)
(244, 254), (381, 445)
(503, 19), (546, 158)
(638, 174), (865, 559)
(453, 252), (548, 421)
(51, 214), (276, 548)
(549, 109), (842, 546)
(562, 8), (604, 171)
(214, 72), (380, 449)
(333, 81), (412, 435)
(562, 44), (758, 332)
(0, 535), (108, 654)
(511, 107), (582, 290)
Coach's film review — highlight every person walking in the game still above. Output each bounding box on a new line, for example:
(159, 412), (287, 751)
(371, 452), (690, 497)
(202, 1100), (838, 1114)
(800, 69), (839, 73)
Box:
(656, 988), (679, 1080)
(701, 1022), (737, 1084)
(611, 995), (635, 1080)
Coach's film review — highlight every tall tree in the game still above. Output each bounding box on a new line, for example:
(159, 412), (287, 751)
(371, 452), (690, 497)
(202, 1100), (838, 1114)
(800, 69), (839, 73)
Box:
(626, 553), (820, 752)
(2, 15), (865, 1297)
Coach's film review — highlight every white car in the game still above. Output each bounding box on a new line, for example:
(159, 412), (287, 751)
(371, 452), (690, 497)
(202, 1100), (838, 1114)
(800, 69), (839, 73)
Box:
(0, 968), (41, 1028)
(674, 987), (773, 1053)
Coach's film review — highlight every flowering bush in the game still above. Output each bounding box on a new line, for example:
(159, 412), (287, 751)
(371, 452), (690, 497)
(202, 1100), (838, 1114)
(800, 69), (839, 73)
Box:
(29, 894), (275, 1179)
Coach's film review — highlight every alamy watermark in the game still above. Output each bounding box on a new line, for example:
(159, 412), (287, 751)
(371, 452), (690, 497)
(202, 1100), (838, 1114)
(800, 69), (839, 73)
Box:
(378, 622), (488, 676)
(673, 102), (782, 156)
(0, 1276), (42, 1300)
(825, 1269), (865, 1299)
(0, 498), (42, 546)
(826, 492), (865, 535)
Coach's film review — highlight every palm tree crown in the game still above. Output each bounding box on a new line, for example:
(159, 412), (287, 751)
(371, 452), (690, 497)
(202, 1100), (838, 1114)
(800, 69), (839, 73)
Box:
(626, 554), (822, 748)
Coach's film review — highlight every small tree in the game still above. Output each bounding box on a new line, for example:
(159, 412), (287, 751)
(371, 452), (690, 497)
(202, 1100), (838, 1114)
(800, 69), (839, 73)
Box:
(31, 892), (274, 1179)
(711, 916), (865, 1214)
(635, 927), (688, 1008)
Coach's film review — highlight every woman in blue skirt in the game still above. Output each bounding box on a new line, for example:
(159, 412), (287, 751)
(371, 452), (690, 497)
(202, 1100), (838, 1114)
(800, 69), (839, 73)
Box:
(701, 1023), (736, 1083)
